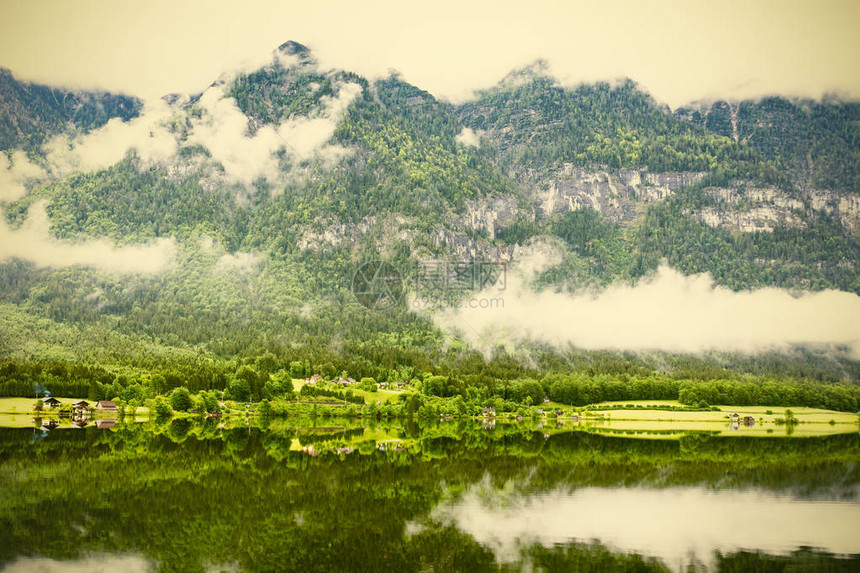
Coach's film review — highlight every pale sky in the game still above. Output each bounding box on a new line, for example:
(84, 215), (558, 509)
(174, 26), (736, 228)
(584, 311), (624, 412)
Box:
(1, 0), (858, 107)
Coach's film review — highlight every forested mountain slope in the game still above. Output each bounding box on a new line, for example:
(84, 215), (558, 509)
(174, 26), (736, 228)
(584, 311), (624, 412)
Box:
(0, 68), (140, 154)
(0, 44), (858, 399)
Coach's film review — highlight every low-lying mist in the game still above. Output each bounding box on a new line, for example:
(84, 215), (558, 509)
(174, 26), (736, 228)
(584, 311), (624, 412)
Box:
(429, 248), (860, 359)
(0, 201), (176, 274)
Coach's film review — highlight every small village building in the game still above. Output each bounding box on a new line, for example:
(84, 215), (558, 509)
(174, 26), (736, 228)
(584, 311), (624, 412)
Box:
(96, 400), (119, 414)
(41, 396), (61, 409)
(729, 412), (740, 422)
(72, 400), (90, 412)
(742, 416), (755, 426)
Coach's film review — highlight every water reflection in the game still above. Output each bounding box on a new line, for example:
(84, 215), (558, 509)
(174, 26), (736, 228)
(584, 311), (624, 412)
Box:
(431, 484), (860, 570)
(0, 420), (858, 572)
(2, 553), (153, 572)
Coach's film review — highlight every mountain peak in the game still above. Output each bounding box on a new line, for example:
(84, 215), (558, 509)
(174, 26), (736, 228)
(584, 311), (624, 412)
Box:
(277, 40), (315, 65)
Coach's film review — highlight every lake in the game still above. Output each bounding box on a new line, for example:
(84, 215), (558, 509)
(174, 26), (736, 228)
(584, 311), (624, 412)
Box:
(0, 418), (858, 572)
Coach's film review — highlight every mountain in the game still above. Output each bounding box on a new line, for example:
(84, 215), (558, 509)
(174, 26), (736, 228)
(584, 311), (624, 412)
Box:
(0, 44), (858, 400)
(0, 68), (141, 153)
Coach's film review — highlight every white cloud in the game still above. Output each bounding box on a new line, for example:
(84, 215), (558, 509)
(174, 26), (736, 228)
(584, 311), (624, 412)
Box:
(188, 81), (361, 185)
(0, 150), (45, 203)
(216, 251), (261, 273)
(45, 99), (179, 173)
(0, 200), (176, 274)
(454, 127), (480, 148)
(428, 247), (860, 357)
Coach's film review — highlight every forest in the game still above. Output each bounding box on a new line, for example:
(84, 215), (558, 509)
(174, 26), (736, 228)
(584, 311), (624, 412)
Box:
(0, 50), (859, 407)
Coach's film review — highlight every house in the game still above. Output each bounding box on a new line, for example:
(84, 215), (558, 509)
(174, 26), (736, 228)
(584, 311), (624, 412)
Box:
(96, 400), (119, 414)
(555, 409), (564, 417)
(482, 407), (496, 417)
(543, 397), (551, 404)
(72, 400), (90, 412)
(378, 382), (390, 390)
(729, 412), (740, 422)
(742, 416), (755, 426)
(305, 375), (322, 385)
(41, 396), (61, 409)
(395, 382), (408, 389)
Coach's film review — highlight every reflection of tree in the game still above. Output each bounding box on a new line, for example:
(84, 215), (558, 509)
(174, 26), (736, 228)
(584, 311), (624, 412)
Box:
(0, 424), (858, 571)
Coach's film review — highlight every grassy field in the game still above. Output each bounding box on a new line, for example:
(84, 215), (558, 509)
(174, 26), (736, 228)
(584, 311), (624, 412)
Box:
(291, 379), (404, 404)
(0, 397), (86, 413)
(579, 400), (859, 437)
(587, 400), (858, 424)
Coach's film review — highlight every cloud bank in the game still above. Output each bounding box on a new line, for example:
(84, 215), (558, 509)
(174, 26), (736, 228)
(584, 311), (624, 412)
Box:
(35, 72), (361, 190)
(429, 251), (860, 357)
(45, 99), (179, 173)
(189, 81), (360, 186)
(0, 201), (176, 274)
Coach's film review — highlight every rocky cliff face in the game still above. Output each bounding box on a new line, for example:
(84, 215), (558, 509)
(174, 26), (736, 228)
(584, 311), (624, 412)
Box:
(535, 166), (704, 223)
(691, 186), (860, 233)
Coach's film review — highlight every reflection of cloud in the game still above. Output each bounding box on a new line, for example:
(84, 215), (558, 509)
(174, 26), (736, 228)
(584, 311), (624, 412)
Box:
(0, 200), (176, 274)
(430, 247), (860, 357)
(454, 127), (480, 147)
(189, 81), (361, 185)
(0, 150), (45, 203)
(434, 485), (860, 567)
(2, 553), (153, 573)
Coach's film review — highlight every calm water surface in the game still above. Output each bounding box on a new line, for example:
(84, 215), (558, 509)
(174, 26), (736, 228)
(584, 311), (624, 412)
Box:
(0, 419), (858, 572)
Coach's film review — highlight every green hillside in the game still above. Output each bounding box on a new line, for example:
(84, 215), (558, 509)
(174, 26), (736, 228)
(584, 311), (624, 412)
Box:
(0, 49), (858, 405)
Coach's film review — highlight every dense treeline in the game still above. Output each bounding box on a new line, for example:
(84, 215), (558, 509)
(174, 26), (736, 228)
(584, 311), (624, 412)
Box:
(3, 351), (858, 412)
(677, 97), (860, 194)
(457, 73), (775, 181)
(633, 187), (860, 292)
